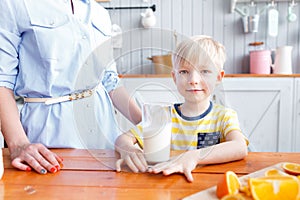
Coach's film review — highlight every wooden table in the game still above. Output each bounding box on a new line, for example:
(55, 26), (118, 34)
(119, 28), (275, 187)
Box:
(1, 149), (300, 200)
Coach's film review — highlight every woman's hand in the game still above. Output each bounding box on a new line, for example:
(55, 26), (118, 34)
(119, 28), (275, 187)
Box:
(10, 143), (63, 174)
(148, 151), (198, 182)
(115, 145), (148, 173)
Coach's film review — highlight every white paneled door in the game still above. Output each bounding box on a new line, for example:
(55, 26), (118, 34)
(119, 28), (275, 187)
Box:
(214, 78), (294, 152)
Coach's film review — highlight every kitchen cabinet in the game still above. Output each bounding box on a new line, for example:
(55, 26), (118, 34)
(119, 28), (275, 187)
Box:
(293, 78), (300, 152)
(213, 78), (294, 152)
(116, 76), (296, 152)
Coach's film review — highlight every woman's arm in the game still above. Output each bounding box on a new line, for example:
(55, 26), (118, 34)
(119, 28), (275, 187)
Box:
(0, 87), (63, 174)
(109, 85), (142, 125)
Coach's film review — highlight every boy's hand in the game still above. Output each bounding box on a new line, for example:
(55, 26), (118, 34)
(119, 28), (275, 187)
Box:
(148, 151), (198, 182)
(115, 146), (148, 173)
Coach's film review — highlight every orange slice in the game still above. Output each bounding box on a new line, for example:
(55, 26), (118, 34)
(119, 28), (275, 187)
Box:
(249, 176), (300, 200)
(239, 185), (251, 197)
(220, 194), (246, 200)
(282, 162), (300, 176)
(265, 168), (289, 177)
(216, 171), (241, 198)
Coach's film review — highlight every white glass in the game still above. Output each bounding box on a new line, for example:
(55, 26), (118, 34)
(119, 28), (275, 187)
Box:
(142, 102), (172, 164)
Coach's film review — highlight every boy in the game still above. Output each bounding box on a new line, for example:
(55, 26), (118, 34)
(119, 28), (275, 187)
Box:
(115, 35), (248, 182)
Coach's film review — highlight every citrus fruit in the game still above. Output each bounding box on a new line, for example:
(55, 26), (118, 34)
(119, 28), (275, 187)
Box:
(220, 194), (245, 200)
(249, 176), (300, 200)
(239, 185), (251, 197)
(282, 162), (300, 176)
(216, 171), (241, 198)
(265, 168), (289, 177)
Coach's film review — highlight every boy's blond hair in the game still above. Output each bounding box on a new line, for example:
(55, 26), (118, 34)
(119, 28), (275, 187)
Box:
(172, 35), (226, 71)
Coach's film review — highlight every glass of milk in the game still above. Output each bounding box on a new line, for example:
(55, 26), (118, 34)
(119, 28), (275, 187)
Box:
(142, 102), (172, 164)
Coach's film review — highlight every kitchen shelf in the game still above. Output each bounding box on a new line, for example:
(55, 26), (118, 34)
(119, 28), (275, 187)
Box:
(231, 0), (300, 13)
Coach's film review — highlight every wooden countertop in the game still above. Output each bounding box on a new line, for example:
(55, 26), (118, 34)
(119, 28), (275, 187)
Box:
(1, 149), (300, 200)
(119, 74), (300, 78)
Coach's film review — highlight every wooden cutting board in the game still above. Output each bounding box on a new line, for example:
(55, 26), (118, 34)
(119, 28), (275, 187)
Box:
(183, 162), (287, 200)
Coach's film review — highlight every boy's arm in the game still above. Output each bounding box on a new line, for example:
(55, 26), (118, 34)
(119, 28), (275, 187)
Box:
(115, 131), (148, 173)
(149, 130), (248, 182)
(197, 130), (248, 165)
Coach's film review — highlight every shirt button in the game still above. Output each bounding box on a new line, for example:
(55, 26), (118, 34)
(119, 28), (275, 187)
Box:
(89, 129), (95, 133)
(49, 21), (55, 26)
(82, 35), (87, 39)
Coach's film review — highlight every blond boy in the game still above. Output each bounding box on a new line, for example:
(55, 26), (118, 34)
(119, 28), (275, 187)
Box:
(115, 35), (248, 182)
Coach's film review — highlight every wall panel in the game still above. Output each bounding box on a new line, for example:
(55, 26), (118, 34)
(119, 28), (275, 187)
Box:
(100, 0), (300, 74)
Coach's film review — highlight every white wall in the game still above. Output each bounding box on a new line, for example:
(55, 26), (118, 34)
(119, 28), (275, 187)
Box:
(99, 0), (300, 74)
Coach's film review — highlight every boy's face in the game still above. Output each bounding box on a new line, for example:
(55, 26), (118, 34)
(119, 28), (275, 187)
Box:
(172, 60), (224, 104)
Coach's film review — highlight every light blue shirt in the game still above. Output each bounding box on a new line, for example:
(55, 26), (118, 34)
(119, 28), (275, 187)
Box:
(0, 0), (121, 149)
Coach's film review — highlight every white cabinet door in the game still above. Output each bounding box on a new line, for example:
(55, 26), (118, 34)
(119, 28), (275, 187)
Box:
(293, 78), (300, 152)
(214, 78), (294, 152)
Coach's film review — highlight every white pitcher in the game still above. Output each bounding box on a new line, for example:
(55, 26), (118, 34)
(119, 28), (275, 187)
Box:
(273, 46), (293, 74)
(141, 8), (156, 28)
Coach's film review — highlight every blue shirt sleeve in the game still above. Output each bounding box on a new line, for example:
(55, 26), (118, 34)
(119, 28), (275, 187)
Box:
(102, 70), (120, 93)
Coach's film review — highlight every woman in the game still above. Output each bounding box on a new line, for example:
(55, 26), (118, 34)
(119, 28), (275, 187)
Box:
(0, 0), (141, 174)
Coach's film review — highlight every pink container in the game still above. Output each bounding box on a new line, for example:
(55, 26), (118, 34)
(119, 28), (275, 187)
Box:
(250, 50), (271, 74)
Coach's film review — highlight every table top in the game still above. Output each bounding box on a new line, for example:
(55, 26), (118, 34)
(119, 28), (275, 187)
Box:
(1, 149), (300, 200)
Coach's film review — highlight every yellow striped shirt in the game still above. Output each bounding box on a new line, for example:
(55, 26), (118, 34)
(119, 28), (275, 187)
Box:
(131, 102), (247, 150)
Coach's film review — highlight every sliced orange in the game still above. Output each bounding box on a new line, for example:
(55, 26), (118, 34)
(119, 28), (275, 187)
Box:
(216, 171), (241, 198)
(282, 162), (300, 176)
(265, 168), (289, 177)
(249, 176), (300, 200)
(220, 194), (246, 200)
(239, 185), (251, 197)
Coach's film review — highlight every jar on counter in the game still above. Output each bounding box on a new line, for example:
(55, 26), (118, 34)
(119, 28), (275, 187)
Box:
(249, 42), (272, 74)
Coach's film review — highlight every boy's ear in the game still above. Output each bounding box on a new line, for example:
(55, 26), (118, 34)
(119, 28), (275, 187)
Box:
(216, 70), (225, 83)
(171, 70), (176, 83)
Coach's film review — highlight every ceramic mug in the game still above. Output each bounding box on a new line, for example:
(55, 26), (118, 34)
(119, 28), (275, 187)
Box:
(250, 50), (271, 74)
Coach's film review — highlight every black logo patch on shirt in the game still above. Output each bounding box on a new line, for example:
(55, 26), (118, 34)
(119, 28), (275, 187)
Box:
(197, 132), (221, 148)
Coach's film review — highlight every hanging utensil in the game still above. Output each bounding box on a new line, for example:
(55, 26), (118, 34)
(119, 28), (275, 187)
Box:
(287, 0), (297, 22)
(268, 1), (279, 37)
